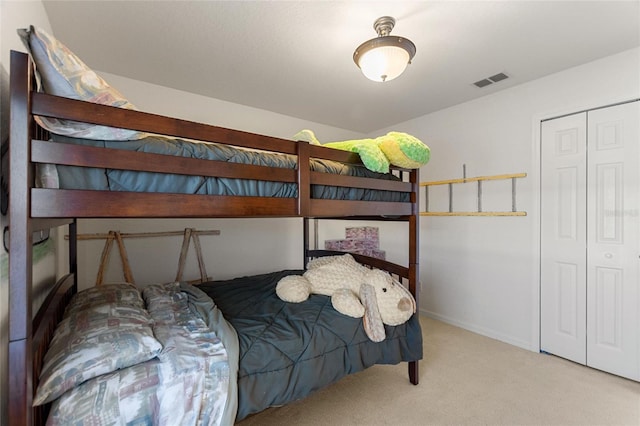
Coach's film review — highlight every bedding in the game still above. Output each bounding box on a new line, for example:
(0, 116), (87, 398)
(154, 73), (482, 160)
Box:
(199, 269), (423, 421)
(36, 271), (421, 424)
(48, 134), (411, 202)
(40, 282), (237, 426)
(18, 26), (146, 141)
(64, 281), (145, 312)
(34, 284), (163, 405)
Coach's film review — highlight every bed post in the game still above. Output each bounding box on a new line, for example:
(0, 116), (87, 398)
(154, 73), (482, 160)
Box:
(8, 50), (35, 425)
(303, 217), (310, 268)
(296, 141), (310, 217)
(69, 219), (77, 286)
(408, 167), (420, 385)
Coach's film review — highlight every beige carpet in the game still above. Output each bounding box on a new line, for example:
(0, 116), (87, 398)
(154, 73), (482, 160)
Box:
(236, 317), (640, 426)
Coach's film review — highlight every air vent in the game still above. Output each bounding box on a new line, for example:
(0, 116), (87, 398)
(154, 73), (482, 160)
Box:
(473, 78), (493, 88)
(473, 72), (509, 88)
(489, 72), (508, 83)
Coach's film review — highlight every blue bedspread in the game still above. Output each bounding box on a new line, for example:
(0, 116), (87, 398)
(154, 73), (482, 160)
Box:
(51, 134), (409, 202)
(199, 269), (423, 421)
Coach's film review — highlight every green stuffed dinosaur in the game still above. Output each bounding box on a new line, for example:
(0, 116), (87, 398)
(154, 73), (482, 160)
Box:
(294, 129), (430, 174)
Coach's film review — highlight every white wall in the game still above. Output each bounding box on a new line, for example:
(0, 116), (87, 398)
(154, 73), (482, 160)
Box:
(373, 47), (640, 350)
(101, 72), (363, 143)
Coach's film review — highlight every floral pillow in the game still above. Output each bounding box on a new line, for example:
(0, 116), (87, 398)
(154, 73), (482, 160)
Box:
(17, 26), (147, 141)
(33, 284), (162, 406)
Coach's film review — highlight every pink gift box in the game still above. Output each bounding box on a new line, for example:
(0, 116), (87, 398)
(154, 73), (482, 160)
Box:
(345, 226), (379, 242)
(343, 240), (357, 250)
(325, 227), (382, 257)
(352, 239), (378, 250)
(324, 240), (342, 250)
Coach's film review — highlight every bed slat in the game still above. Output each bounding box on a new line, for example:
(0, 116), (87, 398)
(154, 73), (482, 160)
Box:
(31, 189), (300, 218)
(32, 92), (298, 154)
(310, 170), (411, 192)
(31, 140), (298, 182)
(309, 199), (412, 217)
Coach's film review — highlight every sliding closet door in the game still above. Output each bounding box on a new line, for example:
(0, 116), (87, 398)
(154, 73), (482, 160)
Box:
(586, 102), (639, 381)
(540, 113), (588, 364)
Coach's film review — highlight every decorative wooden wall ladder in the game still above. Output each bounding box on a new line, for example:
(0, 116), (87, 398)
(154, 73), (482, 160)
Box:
(72, 228), (220, 285)
(421, 172), (527, 216)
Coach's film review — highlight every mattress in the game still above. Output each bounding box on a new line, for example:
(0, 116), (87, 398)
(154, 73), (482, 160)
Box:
(49, 134), (410, 202)
(199, 269), (423, 420)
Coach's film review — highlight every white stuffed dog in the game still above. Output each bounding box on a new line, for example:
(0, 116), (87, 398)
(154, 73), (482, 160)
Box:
(276, 254), (416, 342)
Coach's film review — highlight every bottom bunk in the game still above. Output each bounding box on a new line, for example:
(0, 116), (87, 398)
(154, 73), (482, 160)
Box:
(200, 269), (423, 421)
(31, 256), (423, 425)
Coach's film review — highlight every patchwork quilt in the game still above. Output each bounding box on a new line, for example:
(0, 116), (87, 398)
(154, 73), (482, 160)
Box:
(44, 282), (238, 426)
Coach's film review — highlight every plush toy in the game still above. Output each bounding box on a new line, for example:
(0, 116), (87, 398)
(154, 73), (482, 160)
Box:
(276, 254), (416, 342)
(378, 131), (431, 169)
(294, 129), (430, 174)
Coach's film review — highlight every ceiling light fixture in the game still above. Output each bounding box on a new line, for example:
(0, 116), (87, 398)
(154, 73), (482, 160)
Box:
(353, 16), (416, 83)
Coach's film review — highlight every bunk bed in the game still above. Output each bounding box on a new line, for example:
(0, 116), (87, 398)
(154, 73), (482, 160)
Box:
(7, 49), (421, 425)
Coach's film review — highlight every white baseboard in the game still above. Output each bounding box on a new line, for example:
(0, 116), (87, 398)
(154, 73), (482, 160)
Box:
(420, 309), (535, 352)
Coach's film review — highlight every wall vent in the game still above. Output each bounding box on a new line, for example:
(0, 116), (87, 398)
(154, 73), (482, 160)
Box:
(473, 72), (509, 88)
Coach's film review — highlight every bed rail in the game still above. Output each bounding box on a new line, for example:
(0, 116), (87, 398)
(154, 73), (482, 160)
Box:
(25, 89), (415, 218)
(8, 271), (76, 426)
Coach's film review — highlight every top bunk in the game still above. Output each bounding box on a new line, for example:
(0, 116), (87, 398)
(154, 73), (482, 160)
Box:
(9, 42), (421, 222)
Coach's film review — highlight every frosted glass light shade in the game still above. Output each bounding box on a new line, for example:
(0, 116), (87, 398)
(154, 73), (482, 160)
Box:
(357, 44), (411, 82)
(353, 17), (416, 83)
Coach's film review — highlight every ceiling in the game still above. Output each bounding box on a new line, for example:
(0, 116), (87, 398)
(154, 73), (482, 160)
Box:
(42, 1), (640, 134)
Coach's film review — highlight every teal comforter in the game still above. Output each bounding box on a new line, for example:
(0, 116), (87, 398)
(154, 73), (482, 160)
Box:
(51, 134), (409, 202)
(199, 270), (423, 421)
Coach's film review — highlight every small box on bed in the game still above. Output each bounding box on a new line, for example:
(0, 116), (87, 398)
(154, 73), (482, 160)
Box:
(324, 227), (385, 260)
(345, 226), (379, 242)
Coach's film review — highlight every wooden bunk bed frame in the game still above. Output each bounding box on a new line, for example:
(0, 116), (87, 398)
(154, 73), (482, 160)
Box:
(7, 50), (420, 425)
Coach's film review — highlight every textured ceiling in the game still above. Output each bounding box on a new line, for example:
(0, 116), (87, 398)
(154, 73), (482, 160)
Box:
(42, 1), (640, 134)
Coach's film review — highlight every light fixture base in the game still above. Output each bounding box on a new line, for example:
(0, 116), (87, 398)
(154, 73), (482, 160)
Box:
(373, 16), (396, 37)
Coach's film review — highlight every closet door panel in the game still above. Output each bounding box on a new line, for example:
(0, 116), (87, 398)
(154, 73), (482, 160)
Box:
(593, 267), (623, 346)
(540, 113), (587, 364)
(586, 102), (639, 381)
